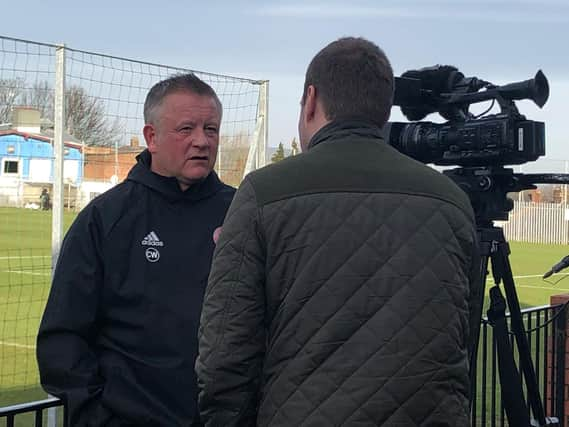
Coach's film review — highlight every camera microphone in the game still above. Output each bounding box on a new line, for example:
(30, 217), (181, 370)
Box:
(543, 255), (569, 279)
(393, 65), (490, 121)
(394, 65), (463, 121)
(401, 65), (464, 96)
(392, 76), (424, 109)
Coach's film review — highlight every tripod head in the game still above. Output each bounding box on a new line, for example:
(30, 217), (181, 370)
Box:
(443, 166), (569, 227)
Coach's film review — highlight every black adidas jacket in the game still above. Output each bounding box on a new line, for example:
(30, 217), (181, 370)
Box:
(37, 150), (235, 426)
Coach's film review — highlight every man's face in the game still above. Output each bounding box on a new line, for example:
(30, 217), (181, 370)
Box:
(145, 91), (221, 190)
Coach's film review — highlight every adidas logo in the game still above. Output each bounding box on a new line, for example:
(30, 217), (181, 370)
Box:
(141, 231), (164, 247)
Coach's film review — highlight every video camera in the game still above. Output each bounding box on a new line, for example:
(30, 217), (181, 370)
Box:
(384, 65), (549, 167)
(386, 66), (566, 427)
(383, 65), (552, 222)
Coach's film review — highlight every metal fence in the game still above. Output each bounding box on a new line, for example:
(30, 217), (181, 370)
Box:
(471, 303), (567, 426)
(0, 397), (64, 427)
(500, 201), (569, 244)
(4, 304), (566, 426)
(0, 34), (268, 406)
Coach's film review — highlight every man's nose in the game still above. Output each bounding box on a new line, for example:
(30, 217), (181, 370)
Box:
(192, 129), (209, 148)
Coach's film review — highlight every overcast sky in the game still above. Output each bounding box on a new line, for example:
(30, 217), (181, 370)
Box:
(2, 0), (568, 170)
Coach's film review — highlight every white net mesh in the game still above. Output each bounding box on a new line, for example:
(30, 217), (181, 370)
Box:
(0, 35), (266, 403)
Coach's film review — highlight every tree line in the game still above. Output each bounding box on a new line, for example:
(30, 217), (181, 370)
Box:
(0, 78), (122, 147)
(271, 138), (299, 163)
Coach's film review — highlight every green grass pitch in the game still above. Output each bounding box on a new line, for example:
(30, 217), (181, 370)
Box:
(2, 206), (569, 424)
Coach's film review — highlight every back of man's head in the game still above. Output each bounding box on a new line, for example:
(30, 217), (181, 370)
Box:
(143, 73), (222, 125)
(302, 37), (394, 128)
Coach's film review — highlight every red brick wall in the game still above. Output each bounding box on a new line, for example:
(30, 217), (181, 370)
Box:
(84, 150), (141, 182)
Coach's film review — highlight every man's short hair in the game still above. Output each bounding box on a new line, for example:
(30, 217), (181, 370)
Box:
(144, 73), (222, 124)
(302, 37), (394, 128)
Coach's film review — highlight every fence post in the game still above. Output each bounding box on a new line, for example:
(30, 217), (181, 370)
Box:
(550, 294), (569, 426)
(52, 44), (66, 269)
(243, 80), (269, 176)
(48, 42), (66, 427)
(258, 80), (268, 168)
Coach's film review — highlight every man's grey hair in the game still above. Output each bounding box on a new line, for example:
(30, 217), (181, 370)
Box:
(143, 73), (222, 125)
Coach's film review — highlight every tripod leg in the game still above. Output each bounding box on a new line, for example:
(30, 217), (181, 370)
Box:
(487, 285), (531, 426)
(494, 241), (548, 425)
(469, 253), (488, 399)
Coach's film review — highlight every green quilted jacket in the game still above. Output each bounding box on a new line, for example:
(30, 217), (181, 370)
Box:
(197, 120), (478, 427)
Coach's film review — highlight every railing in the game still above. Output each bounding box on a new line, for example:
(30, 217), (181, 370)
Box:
(471, 303), (567, 426)
(2, 304), (566, 426)
(0, 397), (65, 427)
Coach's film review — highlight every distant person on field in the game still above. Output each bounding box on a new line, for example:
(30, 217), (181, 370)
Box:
(37, 73), (235, 426)
(39, 188), (50, 210)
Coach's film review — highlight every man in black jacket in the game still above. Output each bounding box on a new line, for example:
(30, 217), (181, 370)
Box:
(37, 73), (235, 426)
(197, 37), (479, 426)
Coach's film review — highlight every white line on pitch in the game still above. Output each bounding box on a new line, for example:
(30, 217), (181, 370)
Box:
(515, 284), (569, 292)
(0, 340), (36, 350)
(1, 270), (50, 276)
(487, 273), (569, 280)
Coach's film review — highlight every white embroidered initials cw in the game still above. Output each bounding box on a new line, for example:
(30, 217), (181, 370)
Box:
(141, 231), (164, 247)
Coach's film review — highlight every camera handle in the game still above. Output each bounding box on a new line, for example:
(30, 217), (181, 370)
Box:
(470, 225), (559, 426)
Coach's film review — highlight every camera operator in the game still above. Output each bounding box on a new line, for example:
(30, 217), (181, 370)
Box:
(196, 37), (480, 426)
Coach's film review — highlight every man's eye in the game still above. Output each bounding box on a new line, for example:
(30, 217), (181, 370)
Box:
(206, 127), (218, 135)
(178, 127), (193, 133)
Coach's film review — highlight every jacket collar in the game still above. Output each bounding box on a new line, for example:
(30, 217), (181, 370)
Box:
(307, 120), (385, 150)
(126, 149), (224, 202)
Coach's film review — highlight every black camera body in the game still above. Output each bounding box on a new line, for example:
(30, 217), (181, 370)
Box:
(384, 65), (549, 168)
(384, 66), (551, 223)
(385, 113), (545, 167)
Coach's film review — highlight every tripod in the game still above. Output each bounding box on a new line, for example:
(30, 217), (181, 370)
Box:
(442, 166), (569, 426)
(472, 224), (558, 426)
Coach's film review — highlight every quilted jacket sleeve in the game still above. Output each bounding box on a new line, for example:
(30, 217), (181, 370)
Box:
(197, 178), (266, 427)
(468, 230), (484, 376)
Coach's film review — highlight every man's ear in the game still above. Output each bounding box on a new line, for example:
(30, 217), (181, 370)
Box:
(303, 85), (317, 123)
(143, 124), (157, 153)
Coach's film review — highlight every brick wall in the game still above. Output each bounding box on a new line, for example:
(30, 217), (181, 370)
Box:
(84, 147), (142, 183)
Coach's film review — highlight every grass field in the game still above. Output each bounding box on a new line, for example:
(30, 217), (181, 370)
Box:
(0, 207), (77, 422)
(2, 206), (569, 422)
